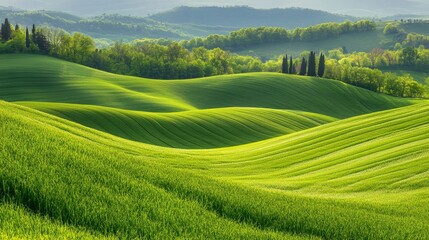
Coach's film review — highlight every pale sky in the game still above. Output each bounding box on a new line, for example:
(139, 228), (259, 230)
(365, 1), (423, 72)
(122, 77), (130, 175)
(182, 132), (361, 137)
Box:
(1, 0), (428, 17)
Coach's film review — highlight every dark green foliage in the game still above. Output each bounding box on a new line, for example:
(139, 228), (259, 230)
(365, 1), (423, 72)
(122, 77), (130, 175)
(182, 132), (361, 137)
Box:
(289, 56), (295, 74)
(318, 53), (325, 77)
(282, 55), (288, 74)
(299, 58), (307, 76)
(307, 51), (317, 77)
(31, 24), (36, 43)
(15, 24), (19, 31)
(25, 27), (30, 49)
(401, 47), (418, 66)
(34, 32), (50, 53)
(1, 18), (12, 41)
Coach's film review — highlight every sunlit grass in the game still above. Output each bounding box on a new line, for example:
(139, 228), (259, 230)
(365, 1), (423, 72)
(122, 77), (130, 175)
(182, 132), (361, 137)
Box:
(0, 54), (428, 239)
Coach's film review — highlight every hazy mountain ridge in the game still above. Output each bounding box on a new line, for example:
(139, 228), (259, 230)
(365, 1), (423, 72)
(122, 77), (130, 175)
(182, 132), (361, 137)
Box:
(2, 5), (427, 44)
(150, 6), (357, 28)
(0, 9), (184, 40)
(3, 0), (429, 17)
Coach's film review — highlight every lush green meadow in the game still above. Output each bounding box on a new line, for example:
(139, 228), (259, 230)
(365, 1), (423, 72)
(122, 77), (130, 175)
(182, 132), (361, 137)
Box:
(1, 54), (429, 239)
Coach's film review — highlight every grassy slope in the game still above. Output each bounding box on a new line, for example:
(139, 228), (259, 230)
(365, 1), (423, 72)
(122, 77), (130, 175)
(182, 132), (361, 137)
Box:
(1, 101), (429, 239)
(0, 101), (302, 240)
(1, 54), (429, 239)
(171, 102), (429, 194)
(0, 55), (415, 119)
(18, 102), (336, 148)
(236, 25), (395, 59)
(0, 203), (113, 240)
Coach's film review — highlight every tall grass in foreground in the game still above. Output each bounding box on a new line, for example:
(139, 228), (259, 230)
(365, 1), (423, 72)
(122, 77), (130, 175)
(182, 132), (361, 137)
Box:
(1, 102), (429, 239)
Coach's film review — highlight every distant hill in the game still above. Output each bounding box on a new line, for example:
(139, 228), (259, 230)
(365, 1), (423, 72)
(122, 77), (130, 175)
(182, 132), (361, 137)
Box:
(381, 14), (429, 21)
(0, 6), (21, 11)
(0, 10), (185, 41)
(0, 6), (358, 44)
(150, 6), (357, 29)
(0, 8), (240, 43)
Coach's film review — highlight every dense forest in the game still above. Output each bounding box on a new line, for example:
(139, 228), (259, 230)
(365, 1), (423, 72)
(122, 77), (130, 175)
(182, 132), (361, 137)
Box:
(0, 18), (427, 98)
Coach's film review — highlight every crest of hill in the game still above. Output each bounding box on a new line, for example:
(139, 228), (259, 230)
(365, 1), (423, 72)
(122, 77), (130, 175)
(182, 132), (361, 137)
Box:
(150, 6), (357, 29)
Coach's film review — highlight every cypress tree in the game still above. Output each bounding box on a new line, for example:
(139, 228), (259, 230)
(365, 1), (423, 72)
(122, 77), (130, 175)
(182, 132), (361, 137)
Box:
(299, 57), (307, 76)
(289, 56), (295, 74)
(285, 54), (289, 73)
(26, 27), (30, 49)
(282, 54), (288, 74)
(1, 18), (12, 41)
(32, 24), (36, 42)
(318, 53), (325, 77)
(307, 51), (317, 76)
(15, 24), (19, 31)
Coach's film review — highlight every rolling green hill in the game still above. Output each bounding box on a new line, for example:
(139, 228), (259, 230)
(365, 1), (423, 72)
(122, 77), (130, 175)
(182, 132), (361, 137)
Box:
(1, 100), (429, 239)
(1, 54), (428, 239)
(0, 55), (415, 118)
(0, 101), (304, 240)
(174, 102), (429, 193)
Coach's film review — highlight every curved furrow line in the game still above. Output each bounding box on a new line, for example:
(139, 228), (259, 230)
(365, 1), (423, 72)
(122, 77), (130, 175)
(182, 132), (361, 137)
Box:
(20, 102), (334, 149)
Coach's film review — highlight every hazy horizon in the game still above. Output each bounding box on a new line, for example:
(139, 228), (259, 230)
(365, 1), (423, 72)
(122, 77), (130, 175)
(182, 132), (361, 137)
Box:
(1, 0), (429, 17)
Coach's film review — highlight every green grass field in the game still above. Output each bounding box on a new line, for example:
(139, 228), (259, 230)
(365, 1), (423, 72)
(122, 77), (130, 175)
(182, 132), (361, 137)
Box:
(1, 54), (428, 239)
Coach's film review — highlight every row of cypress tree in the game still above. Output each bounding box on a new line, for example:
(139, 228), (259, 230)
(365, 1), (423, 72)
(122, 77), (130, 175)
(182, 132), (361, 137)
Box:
(282, 51), (325, 77)
(281, 54), (297, 75)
